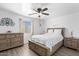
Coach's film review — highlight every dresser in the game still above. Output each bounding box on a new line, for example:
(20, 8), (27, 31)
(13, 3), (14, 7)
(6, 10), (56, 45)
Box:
(64, 37), (79, 50)
(0, 33), (24, 51)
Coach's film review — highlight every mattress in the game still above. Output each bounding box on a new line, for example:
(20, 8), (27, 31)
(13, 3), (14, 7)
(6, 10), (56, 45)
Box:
(30, 32), (63, 49)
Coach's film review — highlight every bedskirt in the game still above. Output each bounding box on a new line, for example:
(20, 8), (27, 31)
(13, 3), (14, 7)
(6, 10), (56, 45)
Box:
(28, 40), (63, 56)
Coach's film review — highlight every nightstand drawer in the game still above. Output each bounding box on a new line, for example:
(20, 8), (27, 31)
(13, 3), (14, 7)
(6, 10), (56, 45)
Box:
(66, 38), (71, 41)
(64, 37), (78, 50)
(72, 39), (77, 42)
(71, 42), (77, 49)
(77, 40), (79, 50)
(64, 39), (71, 44)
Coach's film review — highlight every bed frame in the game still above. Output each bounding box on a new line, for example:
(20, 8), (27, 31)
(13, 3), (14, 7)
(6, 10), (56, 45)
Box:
(29, 28), (65, 56)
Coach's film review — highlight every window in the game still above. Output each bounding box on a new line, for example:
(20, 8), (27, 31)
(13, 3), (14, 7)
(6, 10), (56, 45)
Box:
(23, 21), (31, 33)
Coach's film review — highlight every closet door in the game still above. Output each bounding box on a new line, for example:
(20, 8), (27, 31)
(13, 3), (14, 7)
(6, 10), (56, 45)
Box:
(33, 20), (40, 35)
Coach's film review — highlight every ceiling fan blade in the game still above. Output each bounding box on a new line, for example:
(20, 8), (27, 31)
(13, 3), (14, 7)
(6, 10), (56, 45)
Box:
(33, 9), (38, 12)
(42, 8), (48, 12)
(42, 13), (49, 15)
(29, 13), (38, 15)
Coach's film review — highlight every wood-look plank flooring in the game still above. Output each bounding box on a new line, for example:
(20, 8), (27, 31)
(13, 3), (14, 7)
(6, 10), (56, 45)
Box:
(54, 47), (79, 56)
(0, 44), (79, 56)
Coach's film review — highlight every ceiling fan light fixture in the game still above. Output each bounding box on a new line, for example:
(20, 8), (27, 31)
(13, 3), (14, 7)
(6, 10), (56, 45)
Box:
(29, 7), (49, 17)
(37, 8), (42, 13)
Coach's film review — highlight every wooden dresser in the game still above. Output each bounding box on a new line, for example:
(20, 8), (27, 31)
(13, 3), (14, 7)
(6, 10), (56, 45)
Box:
(64, 37), (79, 50)
(0, 33), (24, 51)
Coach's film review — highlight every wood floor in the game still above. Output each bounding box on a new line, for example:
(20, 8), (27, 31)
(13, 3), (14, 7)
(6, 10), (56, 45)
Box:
(0, 44), (79, 56)
(54, 47), (79, 56)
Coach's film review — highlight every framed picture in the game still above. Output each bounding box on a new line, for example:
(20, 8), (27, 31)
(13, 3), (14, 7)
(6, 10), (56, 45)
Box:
(0, 17), (15, 26)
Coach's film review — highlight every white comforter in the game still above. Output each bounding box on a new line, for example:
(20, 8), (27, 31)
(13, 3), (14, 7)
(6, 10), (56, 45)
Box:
(30, 33), (63, 48)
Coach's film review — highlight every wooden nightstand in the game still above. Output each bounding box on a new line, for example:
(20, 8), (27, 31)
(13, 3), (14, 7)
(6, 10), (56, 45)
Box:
(64, 37), (79, 50)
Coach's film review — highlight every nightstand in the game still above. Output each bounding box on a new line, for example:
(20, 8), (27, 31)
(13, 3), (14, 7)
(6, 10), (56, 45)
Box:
(64, 37), (79, 50)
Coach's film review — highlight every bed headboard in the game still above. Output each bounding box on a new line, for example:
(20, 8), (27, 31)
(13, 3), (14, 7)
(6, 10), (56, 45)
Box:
(47, 28), (65, 38)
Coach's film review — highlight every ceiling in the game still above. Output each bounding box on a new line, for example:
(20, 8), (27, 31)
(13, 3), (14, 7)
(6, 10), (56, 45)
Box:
(0, 3), (23, 15)
(31, 3), (79, 18)
(0, 3), (79, 19)
(0, 3), (31, 17)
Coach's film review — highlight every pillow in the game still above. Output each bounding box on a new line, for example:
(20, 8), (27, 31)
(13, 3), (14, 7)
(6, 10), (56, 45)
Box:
(54, 29), (62, 34)
(48, 30), (53, 33)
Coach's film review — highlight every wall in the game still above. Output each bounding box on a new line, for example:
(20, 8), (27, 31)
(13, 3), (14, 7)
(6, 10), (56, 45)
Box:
(0, 9), (19, 33)
(0, 8), (28, 33)
(32, 18), (45, 35)
(0, 8), (33, 44)
(45, 12), (79, 37)
(23, 17), (46, 44)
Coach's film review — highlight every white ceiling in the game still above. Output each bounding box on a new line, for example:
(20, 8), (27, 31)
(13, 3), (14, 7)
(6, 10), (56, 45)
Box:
(0, 3), (79, 18)
(0, 3), (31, 17)
(0, 3), (23, 14)
(31, 3), (79, 18)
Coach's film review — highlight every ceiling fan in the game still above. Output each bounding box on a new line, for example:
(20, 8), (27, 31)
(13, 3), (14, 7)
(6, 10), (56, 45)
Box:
(29, 8), (49, 18)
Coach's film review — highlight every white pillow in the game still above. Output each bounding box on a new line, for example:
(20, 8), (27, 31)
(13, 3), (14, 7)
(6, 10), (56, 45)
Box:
(54, 29), (62, 34)
(48, 30), (53, 33)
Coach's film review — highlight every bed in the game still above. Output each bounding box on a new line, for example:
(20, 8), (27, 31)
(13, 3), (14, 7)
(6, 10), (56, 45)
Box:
(28, 28), (65, 56)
